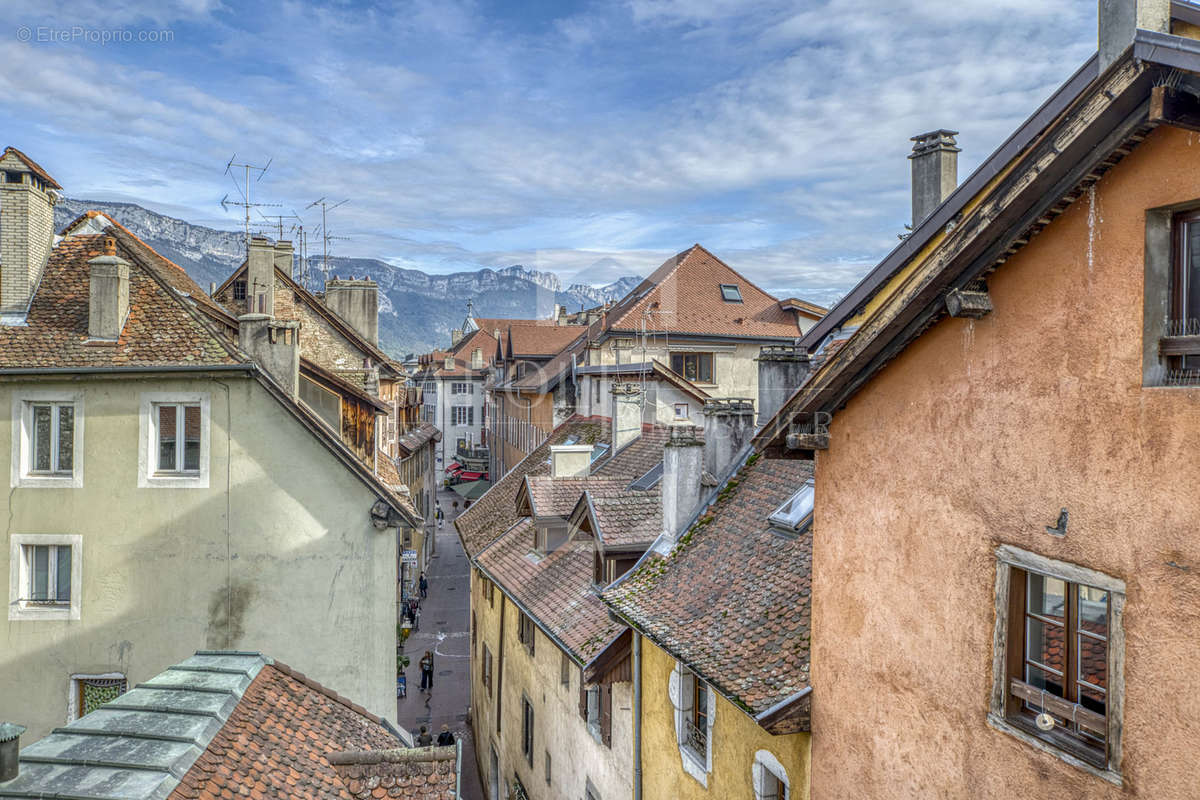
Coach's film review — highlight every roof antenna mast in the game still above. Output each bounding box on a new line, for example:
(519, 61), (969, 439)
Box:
(304, 197), (350, 284)
(220, 155), (280, 255)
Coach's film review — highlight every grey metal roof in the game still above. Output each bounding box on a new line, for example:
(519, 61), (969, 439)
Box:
(0, 652), (269, 800)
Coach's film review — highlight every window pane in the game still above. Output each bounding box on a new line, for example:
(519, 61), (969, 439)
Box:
(158, 405), (177, 471)
(1024, 662), (1065, 699)
(1025, 616), (1065, 676)
(1078, 584), (1108, 637)
(57, 405), (74, 472)
(183, 405), (201, 472)
(1187, 220), (1200, 323)
(1078, 684), (1107, 719)
(698, 354), (713, 383)
(31, 545), (49, 600)
(1027, 574), (1066, 622)
(32, 405), (52, 471)
(55, 545), (71, 602)
(1077, 632), (1107, 692)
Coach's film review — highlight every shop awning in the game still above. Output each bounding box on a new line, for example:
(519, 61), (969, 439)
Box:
(444, 462), (462, 473)
(451, 480), (491, 501)
(458, 471), (485, 481)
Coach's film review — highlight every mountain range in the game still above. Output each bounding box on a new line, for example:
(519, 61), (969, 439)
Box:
(53, 198), (641, 357)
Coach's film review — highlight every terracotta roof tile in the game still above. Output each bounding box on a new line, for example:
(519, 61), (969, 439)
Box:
(604, 245), (801, 339)
(604, 456), (814, 729)
(589, 491), (662, 548)
(169, 663), (399, 800)
(328, 747), (458, 800)
(525, 476), (627, 518)
(505, 324), (586, 358)
(0, 231), (242, 370)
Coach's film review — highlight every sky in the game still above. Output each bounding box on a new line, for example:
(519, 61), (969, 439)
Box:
(2, 0), (1097, 305)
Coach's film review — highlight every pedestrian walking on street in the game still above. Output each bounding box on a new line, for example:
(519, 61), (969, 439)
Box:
(436, 504), (444, 528)
(419, 573), (429, 599)
(419, 650), (434, 691)
(436, 724), (455, 746)
(416, 725), (432, 747)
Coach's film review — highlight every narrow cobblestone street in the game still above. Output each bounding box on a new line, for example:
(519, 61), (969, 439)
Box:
(397, 488), (483, 799)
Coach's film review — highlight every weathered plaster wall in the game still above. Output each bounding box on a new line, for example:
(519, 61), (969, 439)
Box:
(1, 374), (396, 741)
(589, 338), (763, 406)
(640, 638), (810, 800)
(811, 125), (1200, 798)
(471, 572), (633, 800)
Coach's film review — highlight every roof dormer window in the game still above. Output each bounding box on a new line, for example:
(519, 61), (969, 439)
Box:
(720, 284), (742, 302)
(5, 171), (24, 184)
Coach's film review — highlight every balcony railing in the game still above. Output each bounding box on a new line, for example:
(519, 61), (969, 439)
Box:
(683, 717), (707, 757)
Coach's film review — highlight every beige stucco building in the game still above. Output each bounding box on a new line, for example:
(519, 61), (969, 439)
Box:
(0, 148), (418, 742)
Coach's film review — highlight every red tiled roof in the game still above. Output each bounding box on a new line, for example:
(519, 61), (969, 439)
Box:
(169, 662), (399, 800)
(328, 747), (458, 800)
(604, 245), (802, 339)
(2, 146), (62, 189)
(506, 323), (586, 358)
(397, 422), (441, 457)
(523, 475), (627, 518)
(0, 232), (243, 369)
(604, 455), (814, 731)
(588, 491), (662, 549)
(477, 519), (622, 661)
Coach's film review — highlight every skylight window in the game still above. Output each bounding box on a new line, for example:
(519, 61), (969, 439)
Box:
(720, 284), (743, 302)
(628, 461), (663, 491)
(590, 443), (610, 463)
(768, 480), (814, 533)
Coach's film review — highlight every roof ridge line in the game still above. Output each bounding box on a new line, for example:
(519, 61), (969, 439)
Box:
(268, 662), (386, 726)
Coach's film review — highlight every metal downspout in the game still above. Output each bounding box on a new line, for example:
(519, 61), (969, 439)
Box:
(633, 631), (643, 800)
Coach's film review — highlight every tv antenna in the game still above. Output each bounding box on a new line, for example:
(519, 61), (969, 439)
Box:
(255, 212), (301, 241)
(305, 197), (349, 279)
(220, 155), (280, 250)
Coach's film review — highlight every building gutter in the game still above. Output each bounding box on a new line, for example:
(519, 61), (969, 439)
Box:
(754, 686), (813, 724)
(0, 364), (256, 377)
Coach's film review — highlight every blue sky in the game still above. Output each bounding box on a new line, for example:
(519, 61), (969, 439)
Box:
(3, 0), (1097, 304)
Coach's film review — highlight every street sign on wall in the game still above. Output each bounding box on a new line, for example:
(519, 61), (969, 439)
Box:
(401, 549), (418, 566)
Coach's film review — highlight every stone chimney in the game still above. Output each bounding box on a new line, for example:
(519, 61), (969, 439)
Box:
(87, 236), (130, 341)
(246, 236), (275, 316)
(909, 130), (959, 227)
(756, 345), (810, 425)
(549, 443), (592, 478)
(660, 424), (703, 548)
(239, 314), (301, 397)
(273, 240), (294, 279)
(0, 150), (58, 319)
(702, 399), (755, 480)
(451, 328), (463, 346)
(0, 722), (24, 783)
(1100, 0), (1169, 72)
(611, 382), (643, 453)
(471, 347), (484, 370)
(325, 277), (379, 346)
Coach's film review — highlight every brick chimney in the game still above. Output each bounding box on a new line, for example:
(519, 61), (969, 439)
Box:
(660, 424), (703, 549)
(325, 277), (379, 346)
(0, 722), (24, 783)
(909, 130), (959, 227)
(1099, 0), (1169, 73)
(246, 236), (275, 316)
(87, 236), (130, 341)
(0, 148), (59, 320)
(239, 314), (301, 397)
(756, 344), (810, 425)
(273, 240), (294, 279)
(611, 382), (643, 454)
(701, 399), (755, 480)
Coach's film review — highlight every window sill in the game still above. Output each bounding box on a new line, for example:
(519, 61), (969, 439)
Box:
(9, 601), (77, 622)
(139, 472), (209, 489)
(987, 713), (1121, 787)
(12, 472), (82, 489)
(678, 744), (710, 787)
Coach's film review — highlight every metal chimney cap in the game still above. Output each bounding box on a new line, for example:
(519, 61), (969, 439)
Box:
(0, 723), (25, 743)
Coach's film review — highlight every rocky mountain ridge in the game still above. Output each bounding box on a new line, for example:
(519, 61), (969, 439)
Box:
(53, 198), (641, 356)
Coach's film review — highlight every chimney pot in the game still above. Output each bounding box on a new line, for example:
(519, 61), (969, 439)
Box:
(908, 129), (960, 227)
(549, 444), (593, 478)
(324, 277), (379, 346)
(0, 722), (25, 783)
(756, 344), (811, 425)
(246, 236), (275, 317)
(611, 382), (643, 454)
(701, 398), (756, 480)
(0, 149), (58, 319)
(87, 248), (131, 341)
(239, 314), (301, 397)
(660, 423), (703, 549)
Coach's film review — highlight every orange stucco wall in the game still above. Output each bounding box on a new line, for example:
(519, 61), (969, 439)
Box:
(810, 124), (1200, 798)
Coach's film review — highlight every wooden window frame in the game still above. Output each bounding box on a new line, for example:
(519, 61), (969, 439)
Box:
(521, 695), (535, 766)
(560, 650), (571, 687)
(518, 611), (536, 656)
(989, 546), (1125, 785)
(482, 645), (493, 698)
(669, 352), (715, 384)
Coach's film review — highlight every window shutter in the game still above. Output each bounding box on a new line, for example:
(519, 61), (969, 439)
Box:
(529, 622), (535, 656)
(578, 675), (588, 721)
(600, 682), (613, 747)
